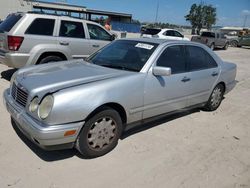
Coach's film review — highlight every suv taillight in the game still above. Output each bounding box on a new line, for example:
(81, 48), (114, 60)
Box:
(8, 36), (24, 51)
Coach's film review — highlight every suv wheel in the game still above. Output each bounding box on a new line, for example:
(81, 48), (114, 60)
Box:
(210, 43), (215, 50)
(223, 43), (229, 50)
(76, 108), (123, 158)
(230, 40), (238, 47)
(38, 56), (63, 64)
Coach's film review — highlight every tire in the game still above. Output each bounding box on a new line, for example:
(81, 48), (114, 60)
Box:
(38, 56), (63, 64)
(204, 84), (225, 111)
(223, 43), (229, 50)
(76, 108), (123, 158)
(210, 43), (215, 50)
(230, 40), (238, 47)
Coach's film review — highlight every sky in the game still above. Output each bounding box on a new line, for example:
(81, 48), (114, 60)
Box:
(44, 0), (250, 27)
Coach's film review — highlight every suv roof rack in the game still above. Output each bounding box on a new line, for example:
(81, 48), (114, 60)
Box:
(26, 11), (86, 20)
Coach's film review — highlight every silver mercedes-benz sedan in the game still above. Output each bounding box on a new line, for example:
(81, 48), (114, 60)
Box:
(3, 38), (237, 158)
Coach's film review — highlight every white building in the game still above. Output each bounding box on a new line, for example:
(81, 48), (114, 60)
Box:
(0, 0), (32, 20)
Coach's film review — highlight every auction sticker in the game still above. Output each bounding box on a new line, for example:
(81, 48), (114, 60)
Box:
(135, 43), (154, 50)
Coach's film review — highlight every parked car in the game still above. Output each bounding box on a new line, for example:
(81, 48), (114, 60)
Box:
(191, 31), (230, 50)
(237, 35), (250, 47)
(0, 12), (115, 68)
(141, 28), (189, 41)
(4, 38), (237, 158)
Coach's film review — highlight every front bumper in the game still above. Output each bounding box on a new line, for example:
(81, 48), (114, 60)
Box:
(0, 52), (29, 68)
(3, 89), (84, 150)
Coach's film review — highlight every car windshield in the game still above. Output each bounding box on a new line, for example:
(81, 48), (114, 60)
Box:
(87, 40), (158, 72)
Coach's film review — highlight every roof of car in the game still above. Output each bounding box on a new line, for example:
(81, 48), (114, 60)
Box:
(120, 37), (172, 44)
(119, 37), (207, 48)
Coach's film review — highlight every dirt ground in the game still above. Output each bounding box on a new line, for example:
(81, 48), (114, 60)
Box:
(0, 47), (250, 188)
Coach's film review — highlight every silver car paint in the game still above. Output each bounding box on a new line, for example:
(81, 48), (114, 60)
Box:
(4, 39), (237, 148)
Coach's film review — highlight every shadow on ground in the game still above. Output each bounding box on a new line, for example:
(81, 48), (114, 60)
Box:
(121, 108), (200, 139)
(1, 69), (17, 81)
(10, 108), (200, 161)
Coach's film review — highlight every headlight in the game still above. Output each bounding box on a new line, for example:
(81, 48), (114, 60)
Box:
(29, 97), (39, 113)
(10, 71), (17, 85)
(38, 95), (54, 120)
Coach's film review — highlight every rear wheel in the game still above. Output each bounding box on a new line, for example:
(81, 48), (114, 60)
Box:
(204, 84), (225, 111)
(37, 56), (63, 64)
(210, 43), (215, 50)
(230, 40), (238, 47)
(76, 108), (123, 158)
(223, 42), (229, 50)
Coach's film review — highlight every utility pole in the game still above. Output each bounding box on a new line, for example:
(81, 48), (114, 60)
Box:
(155, 0), (159, 24)
(243, 15), (248, 27)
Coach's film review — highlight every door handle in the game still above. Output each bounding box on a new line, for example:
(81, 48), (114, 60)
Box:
(59, 41), (69, 46)
(92, 44), (100, 48)
(211, 72), (218, 77)
(181, 77), (191, 82)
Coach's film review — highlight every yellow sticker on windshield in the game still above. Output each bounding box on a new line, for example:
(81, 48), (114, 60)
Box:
(135, 43), (154, 50)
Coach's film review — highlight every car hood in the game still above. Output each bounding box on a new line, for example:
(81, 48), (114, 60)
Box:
(15, 60), (130, 95)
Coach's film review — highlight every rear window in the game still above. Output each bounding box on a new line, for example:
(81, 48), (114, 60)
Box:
(0, 14), (22, 32)
(201, 32), (215, 38)
(25, 18), (55, 36)
(142, 28), (161, 35)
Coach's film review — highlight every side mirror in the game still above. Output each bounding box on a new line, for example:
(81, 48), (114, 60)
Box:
(111, 34), (116, 41)
(152, 66), (171, 76)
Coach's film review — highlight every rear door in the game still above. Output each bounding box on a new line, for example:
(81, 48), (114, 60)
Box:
(22, 17), (57, 54)
(216, 33), (225, 47)
(57, 20), (91, 59)
(185, 45), (219, 106)
(86, 23), (112, 55)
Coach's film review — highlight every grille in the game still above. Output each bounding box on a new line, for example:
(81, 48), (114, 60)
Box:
(11, 83), (28, 107)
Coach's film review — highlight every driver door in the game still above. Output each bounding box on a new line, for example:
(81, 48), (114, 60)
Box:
(143, 45), (190, 119)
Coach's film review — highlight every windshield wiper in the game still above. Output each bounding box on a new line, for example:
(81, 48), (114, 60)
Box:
(100, 64), (138, 72)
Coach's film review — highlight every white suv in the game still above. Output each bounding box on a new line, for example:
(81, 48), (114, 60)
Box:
(0, 12), (115, 68)
(141, 28), (189, 41)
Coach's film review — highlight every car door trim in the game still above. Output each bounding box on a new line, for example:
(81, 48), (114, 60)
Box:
(130, 95), (188, 114)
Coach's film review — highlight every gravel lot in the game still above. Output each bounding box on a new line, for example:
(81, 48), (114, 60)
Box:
(0, 47), (250, 188)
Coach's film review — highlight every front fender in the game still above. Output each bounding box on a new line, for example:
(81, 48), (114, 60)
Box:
(45, 74), (146, 125)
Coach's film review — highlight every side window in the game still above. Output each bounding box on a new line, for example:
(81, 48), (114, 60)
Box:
(165, 30), (174, 36)
(59, 20), (85, 38)
(186, 46), (217, 71)
(25, 18), (55, 36)
(156, 45), (186, 74)
(216, 33), (220, 38)
(87, 24), (111, 41)
(174, 31), (183, 38)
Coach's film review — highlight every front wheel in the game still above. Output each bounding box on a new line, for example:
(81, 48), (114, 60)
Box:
(223, 43), (229, 50)
(76, 108), (123, 158)
(204, 84), (225, 111)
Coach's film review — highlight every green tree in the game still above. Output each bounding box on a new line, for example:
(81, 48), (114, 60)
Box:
(185, 3), (216, 35)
